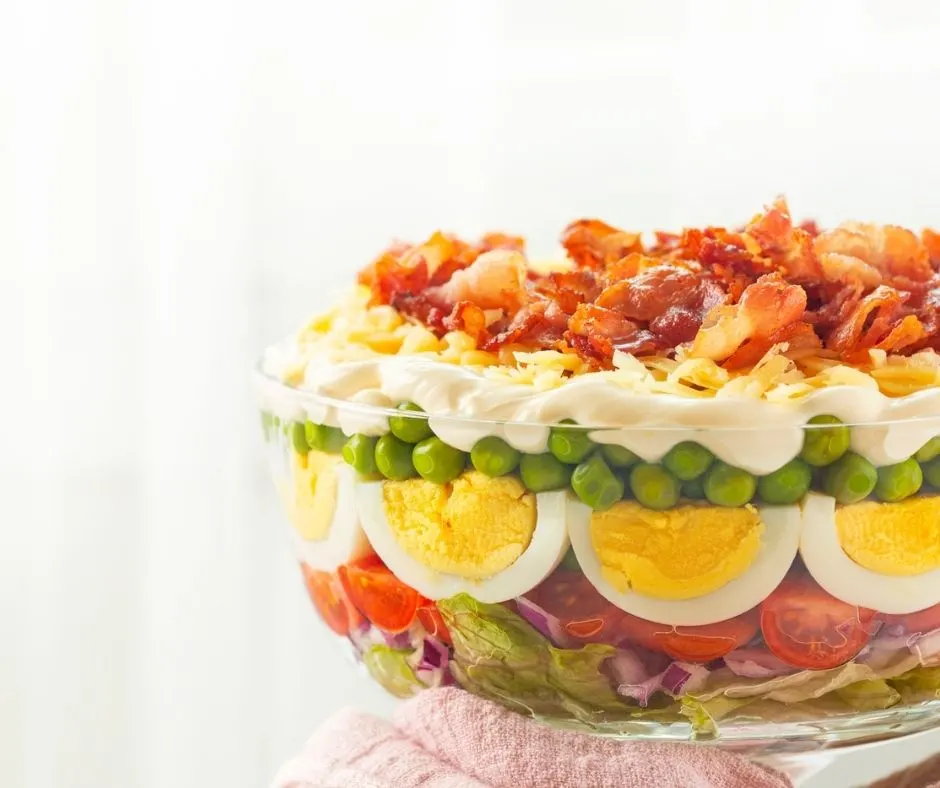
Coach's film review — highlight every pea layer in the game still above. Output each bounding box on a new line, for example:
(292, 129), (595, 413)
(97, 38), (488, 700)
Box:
(269, 409), (940, 512)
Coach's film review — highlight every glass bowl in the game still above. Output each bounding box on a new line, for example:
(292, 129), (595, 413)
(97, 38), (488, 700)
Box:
(255, 368), (940, 762)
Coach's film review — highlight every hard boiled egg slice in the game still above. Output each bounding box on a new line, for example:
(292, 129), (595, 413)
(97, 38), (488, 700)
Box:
(280, 449), (371, 571)
(800, 493), (940, 614)
(567, 499), (802, 626)
(355, 471), (569, 602)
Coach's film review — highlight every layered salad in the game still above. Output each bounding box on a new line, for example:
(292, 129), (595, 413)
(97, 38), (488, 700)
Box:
(257, 198), (940, 736)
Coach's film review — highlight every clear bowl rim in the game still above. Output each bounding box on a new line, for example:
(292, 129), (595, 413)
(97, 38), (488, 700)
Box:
(253, 364), (940, 432)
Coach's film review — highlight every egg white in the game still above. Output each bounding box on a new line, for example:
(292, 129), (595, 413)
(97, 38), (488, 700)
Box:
(354, 481), (569, 602)
(284, 462), (372, 571)
(800, 492), (940, 614)
(567, 497), (803, 626)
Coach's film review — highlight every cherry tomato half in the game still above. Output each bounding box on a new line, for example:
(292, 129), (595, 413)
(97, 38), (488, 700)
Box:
(620, 609), (759, 662)
(338, 555), (421, 633)
(301, 564), (360, 636)
(525, 570), (625, 644)
(416, 602), (452, 645)
(883, 603), (940, 635)
(760, 573), (878, 670)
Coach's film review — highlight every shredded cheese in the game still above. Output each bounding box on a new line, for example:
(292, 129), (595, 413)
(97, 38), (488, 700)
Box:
(285, 287), (940, 400)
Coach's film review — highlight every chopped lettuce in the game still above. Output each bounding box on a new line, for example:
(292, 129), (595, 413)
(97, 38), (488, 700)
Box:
(438, 595), (628, 723)
(436, 593), (940, 735)
(547, 644), (624, 713)
(890, 666), (940, 702)
(680, 695), (753, 738)
(439, 594), (545, 670)
(835, 679), (901, 711)
(362, 645), (424, 699)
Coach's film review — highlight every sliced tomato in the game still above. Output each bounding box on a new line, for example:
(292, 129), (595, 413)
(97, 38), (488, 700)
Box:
(338, 555), (421, 633)
(883, 603), (940, 634)
(525, 570), (625, 644)
(416, 602), (452, 645)
(760, 574), (878, 670)
(620, 609), (759, 662)
(301, 564), (359, 636)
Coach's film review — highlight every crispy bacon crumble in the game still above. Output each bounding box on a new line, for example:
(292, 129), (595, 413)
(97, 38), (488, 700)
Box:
(358, 198), (940, 370)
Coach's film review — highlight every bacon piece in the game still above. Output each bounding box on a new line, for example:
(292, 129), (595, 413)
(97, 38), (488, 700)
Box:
(561, 219), (643, 269)
(432, 249), (528, 314)
(817, 252), (882, 289)
(722, 321), (822, 371)
(479, 232), (526, 253)
(366, 256), (430, 306)
(747, 197), (793, 248)
(745, 198), (823, 282)
(442, 301), (490, 344)
(564, 303), (660, 365)
(482, 298), (569, 351)
(806, 283), (862, 334)
(798, 219), (821, 237)
(825, 285), (907, 353)
(648, 231), (681, 255)
(390, 292), (448, 334)
(923, 229), (940, 269)
(873, 314), (926, 353)
(679, 227), (774, 298)
(594, 265), (727, 347)
(689, 273), (807, 361)
(815, 222), (933, 283)
(532, 269), (600, 315)
(398, 232), (456, 276)
(596, 266), (708, 320)
(602, 253), (667, 283)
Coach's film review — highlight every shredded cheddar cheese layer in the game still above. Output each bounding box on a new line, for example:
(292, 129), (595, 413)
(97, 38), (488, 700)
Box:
(275, 286), (940, 400)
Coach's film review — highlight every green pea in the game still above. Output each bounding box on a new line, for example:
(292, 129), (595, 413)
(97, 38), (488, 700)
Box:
(388, 402), (433, 444)
(681, 476), (706, 500)
(915, 437), (940, 463)
(923, 456), (940, 489)
(822, 452), (877, 504)
(800, 415), (850, 467)
(662, 442), (715, 481)
(704, 462), (757, 507)
(548, 420), (594, 465)
(758, 459), (812, 505)
(571, 454), (625, 511)
(304, 422), (346, 453)
(290, 421), (310, 455)
(413, 437), (467, 484)
(600, 444), (640, 468)
(628, 463), (681, 510)
(374, 434), (417, 480)
(874, 458), (923, 502)
(519, 453), (572, 492)
(470, 436), (521, 477)
(560, 548), (581, 571)
(343, 434), (379, 475)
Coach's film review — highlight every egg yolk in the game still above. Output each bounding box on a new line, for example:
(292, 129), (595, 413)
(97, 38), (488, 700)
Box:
(382, 471), (536, 579)
(590, 502), (764, 600)
(836, 497), (940, 576)
(284, 450), (340, 541)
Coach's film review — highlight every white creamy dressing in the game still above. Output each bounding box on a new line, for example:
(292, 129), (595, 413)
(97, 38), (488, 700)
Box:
(256, 352), (940, 472)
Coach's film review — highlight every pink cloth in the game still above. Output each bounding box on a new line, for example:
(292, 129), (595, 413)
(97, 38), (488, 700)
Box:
(272, 688), (792, 788)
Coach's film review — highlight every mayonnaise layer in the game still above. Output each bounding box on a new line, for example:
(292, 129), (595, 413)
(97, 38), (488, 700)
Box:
(257, 352), (940, 474)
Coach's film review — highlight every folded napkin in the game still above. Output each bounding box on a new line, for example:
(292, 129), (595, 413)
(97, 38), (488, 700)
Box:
(272, 688), (793, 788)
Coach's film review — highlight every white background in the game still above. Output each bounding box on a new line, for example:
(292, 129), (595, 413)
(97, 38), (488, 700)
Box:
(4, 1), (940, 786)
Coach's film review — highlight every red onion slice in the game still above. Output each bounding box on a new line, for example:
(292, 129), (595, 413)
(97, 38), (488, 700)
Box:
(723, 647), (797, 678)
(609, 648), (703, 707)
(515, 596), (575, 647)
